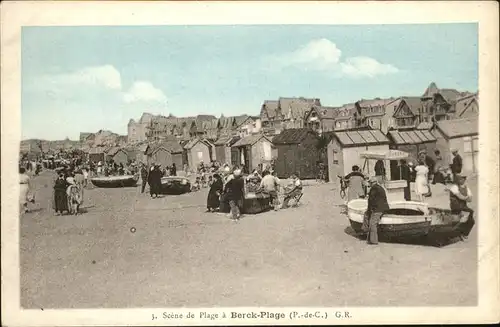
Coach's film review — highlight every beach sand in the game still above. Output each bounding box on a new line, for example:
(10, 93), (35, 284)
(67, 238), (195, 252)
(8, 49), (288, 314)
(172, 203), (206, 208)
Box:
(20, 171), (477, 308)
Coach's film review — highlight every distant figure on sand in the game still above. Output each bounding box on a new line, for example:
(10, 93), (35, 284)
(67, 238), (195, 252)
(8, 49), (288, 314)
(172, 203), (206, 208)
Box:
(19, 167), (32, 214)
(224, 168), (244, 221)
(140, 164), (149, 193)
(54, 173), (69, 215)
(148, 165), (162, 198)
(206, 173), (223, 212)
(364, 176), (389, 245)
(260, 170), (280, 210)
(448, 174), (475, 241)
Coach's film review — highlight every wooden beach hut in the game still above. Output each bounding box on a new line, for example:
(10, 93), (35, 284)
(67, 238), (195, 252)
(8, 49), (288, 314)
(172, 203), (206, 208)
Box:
(231, 134), (274, 172)
(272, 128), (321, 179)
(214, 135), (240, 165)
(105, 147), (129, 165)
(146, 141), (184, 168)
(326, 129), (390, 182)
(434, 117), (479, 174)
(88, 147), (105, 163)
(184, 138), (213, 171)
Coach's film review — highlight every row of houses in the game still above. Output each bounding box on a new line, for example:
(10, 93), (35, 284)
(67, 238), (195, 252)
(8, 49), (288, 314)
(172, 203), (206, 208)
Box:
(88, 115), (478, 182)
(132, 82), (477, 146)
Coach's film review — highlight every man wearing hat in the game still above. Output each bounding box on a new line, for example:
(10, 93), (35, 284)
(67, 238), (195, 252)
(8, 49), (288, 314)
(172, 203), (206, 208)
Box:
(364, 176), (390, 245)
(450, 149), (463, 182)
(448, 174), (474, 240)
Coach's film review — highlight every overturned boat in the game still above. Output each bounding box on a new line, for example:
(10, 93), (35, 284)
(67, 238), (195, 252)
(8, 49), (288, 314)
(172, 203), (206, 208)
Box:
(91, 175), (139, 188)
(347, 199), (432, 238)
(159, 176), (191, 195)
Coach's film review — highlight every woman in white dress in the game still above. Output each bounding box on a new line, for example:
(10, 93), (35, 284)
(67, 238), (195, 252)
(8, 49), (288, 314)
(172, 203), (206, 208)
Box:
(19, 167), (32, 213)
(414, 158), (429, 202)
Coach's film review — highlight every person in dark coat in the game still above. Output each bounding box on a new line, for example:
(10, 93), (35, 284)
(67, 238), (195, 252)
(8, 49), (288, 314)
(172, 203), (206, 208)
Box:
(399, 160), (412, 201)
(450, 149), (463, 182)
(206, 173), (223, 212)
(224, 169), (245, 221)
(374, 160), (386, 180)
(363, 176), (390, 245)
(53, 173), (69, 215)
(140, 164), (149, 193)
(148, 165), (163, 198)
(170, 163), (177, 176)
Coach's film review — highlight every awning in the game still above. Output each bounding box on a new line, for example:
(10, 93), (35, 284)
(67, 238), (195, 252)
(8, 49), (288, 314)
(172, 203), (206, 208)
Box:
(360, 149), (409, 160)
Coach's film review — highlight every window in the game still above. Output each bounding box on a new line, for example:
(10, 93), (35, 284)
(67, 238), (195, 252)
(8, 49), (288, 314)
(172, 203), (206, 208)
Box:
(332, 150), (339, 164)
(463, 137), (472, 153)
(197, 151), (203, 160)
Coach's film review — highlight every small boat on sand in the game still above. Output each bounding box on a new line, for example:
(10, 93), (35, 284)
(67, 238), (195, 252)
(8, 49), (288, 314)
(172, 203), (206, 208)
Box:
(91, 175), (138, 188)
(347, 199), (432, 238)
(346, 199), (472, 244)
(159, 176), (191, 195)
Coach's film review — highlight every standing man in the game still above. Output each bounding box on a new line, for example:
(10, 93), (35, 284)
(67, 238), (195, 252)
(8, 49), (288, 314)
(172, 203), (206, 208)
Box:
(140, 163), (149, 194)
(364, 176), (390, 245)
(260, 170), (280, 210)
(450, 149), (463, 181)
(374, 159), (386, 181)
(399, 160), (412, 201)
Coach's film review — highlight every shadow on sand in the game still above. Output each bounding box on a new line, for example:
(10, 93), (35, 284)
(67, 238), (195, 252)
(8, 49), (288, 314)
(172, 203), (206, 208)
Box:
(344, 226), (462, 248)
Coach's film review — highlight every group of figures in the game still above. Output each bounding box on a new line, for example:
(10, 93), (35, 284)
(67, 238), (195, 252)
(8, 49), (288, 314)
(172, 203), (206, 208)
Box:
(340, 148), (474, 245)
(19, 163), (85, 215)
(204, 166), (304, 221)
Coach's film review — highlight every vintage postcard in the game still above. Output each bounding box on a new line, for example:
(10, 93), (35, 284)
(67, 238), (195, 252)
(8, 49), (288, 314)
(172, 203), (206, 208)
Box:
(1, 1), (499, 326)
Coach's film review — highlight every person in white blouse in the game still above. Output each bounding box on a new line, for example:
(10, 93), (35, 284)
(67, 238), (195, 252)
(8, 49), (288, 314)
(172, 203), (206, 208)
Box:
(414, 158), (430, 202)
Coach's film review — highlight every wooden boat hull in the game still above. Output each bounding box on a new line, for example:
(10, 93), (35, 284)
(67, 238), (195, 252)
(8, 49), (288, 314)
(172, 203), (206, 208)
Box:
(219, 193), (272, 214)
(347, 199), (432, 238)
(159, 177), (191, 195)
(91, 175), (138, 188)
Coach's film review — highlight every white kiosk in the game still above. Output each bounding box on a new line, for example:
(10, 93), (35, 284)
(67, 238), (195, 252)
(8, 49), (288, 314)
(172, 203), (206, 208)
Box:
(360, 149), (409, 202)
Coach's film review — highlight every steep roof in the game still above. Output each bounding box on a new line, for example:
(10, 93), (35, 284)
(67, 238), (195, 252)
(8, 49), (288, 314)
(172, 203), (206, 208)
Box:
(233, 134), (272, 147)
(400, 97), (423, 115)
(439, 88), (463, 103)
(310, 106), (340, 120)
(146, 140), (184, 155)
(261, 100), (280, 120)
(436, 117), (479, 139)
(233, 115), (251, 127)
(279, 97), (319, 120)
(422, 82), (440, 98)
(106, 146), (123, 156)
(454, 93), (478, 117)
(214, 135), (241, 146)
(272, 128), (318, 145)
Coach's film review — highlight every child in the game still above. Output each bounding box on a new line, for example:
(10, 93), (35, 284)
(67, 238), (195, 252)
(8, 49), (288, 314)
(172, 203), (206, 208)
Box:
(191, 177), (201, 192)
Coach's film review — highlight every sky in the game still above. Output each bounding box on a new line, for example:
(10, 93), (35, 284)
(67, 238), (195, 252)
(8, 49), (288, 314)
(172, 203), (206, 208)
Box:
(21, 24), (478, 140)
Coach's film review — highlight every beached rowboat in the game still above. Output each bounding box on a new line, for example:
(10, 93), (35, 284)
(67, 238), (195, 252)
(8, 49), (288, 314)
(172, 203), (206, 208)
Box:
(159, 176), (191, 195)
(347, 199), (432, 238)
(91, 175), (138, 188)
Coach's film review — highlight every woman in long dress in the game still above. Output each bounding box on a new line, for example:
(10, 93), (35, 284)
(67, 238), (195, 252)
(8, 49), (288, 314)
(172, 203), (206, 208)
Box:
(19, 167), (31, 213)
(206, 173), (223, 212)
(414, 159), (429, 202)
(54, 173), (69, 215)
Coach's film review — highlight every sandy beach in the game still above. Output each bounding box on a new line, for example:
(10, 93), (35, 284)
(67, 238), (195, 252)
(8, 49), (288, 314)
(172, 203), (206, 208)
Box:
(20, 171), (478, 309)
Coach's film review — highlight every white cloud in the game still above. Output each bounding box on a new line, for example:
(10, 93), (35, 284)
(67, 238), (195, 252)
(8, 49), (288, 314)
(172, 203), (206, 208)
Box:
(49, 65), (122, 90)
(123, 81), (168, 104)
(340, 56), (399, 78)
(281, 38), (342, 70)
(270, 39), (399, 78)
